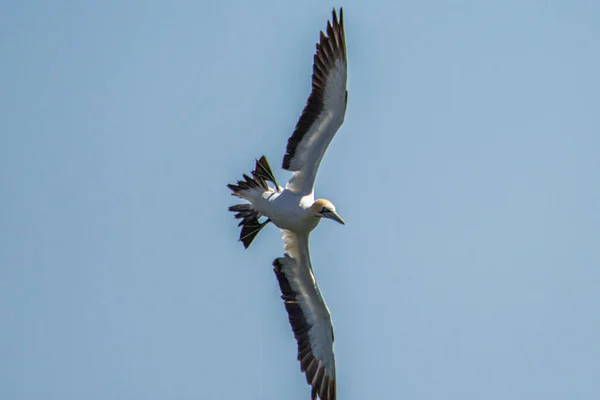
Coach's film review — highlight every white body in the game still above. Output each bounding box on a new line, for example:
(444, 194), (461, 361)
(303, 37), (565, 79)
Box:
(253, 189), (319, 233)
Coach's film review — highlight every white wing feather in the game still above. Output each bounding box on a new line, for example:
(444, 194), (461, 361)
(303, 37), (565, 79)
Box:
(273, 230), (336, 400)
(283, 9), (348, 197)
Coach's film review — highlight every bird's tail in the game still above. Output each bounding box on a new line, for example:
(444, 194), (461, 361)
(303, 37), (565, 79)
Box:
(227, 156), (279, 248)
(228, 204), (270, 248)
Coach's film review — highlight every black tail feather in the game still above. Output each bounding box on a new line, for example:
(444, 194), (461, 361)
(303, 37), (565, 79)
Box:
(227, 172), (267, 195)
(253, 155), (279, 190)
(228, 204), (270, 248)
(227, 155), (279, 197)
(228, 204), (258, 227)
(239, 218), (270, 249)
(227, 156), (279, 248)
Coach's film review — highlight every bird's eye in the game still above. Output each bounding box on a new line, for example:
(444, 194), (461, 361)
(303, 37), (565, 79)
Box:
(321, 207), (328, 213)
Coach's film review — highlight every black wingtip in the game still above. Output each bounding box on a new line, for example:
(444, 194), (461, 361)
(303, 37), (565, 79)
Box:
(331, 7), (344, 29)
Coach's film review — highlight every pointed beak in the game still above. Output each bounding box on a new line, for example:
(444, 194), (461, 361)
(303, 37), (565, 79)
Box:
(325, 211), (345, 225)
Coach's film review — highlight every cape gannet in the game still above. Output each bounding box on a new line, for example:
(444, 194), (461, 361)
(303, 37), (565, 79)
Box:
(227, 8), (347, 400)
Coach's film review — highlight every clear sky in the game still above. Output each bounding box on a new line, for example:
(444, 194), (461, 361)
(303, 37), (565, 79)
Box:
(1, 1), (599, 399)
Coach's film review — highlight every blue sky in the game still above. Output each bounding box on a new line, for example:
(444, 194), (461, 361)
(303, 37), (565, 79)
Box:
(1, 0), (599, 399)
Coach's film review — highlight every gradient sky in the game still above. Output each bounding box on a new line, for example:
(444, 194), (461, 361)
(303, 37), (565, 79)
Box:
(2, 1), (599, 399)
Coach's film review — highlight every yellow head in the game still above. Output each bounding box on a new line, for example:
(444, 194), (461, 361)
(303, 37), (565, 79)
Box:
(310, 199), (345, 225)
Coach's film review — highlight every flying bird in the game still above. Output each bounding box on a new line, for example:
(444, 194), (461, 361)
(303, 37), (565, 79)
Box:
(227, 8), (347, 400)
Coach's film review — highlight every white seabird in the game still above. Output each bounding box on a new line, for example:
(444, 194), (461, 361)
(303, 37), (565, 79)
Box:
(227, 8), (347, 400)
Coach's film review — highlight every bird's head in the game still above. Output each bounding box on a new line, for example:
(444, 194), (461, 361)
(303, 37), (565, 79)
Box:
(310, 199), (345, 225)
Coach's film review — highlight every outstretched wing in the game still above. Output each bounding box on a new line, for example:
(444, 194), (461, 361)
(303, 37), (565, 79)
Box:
(272, 230), (336, 400)
(283, 8), (348, 197)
